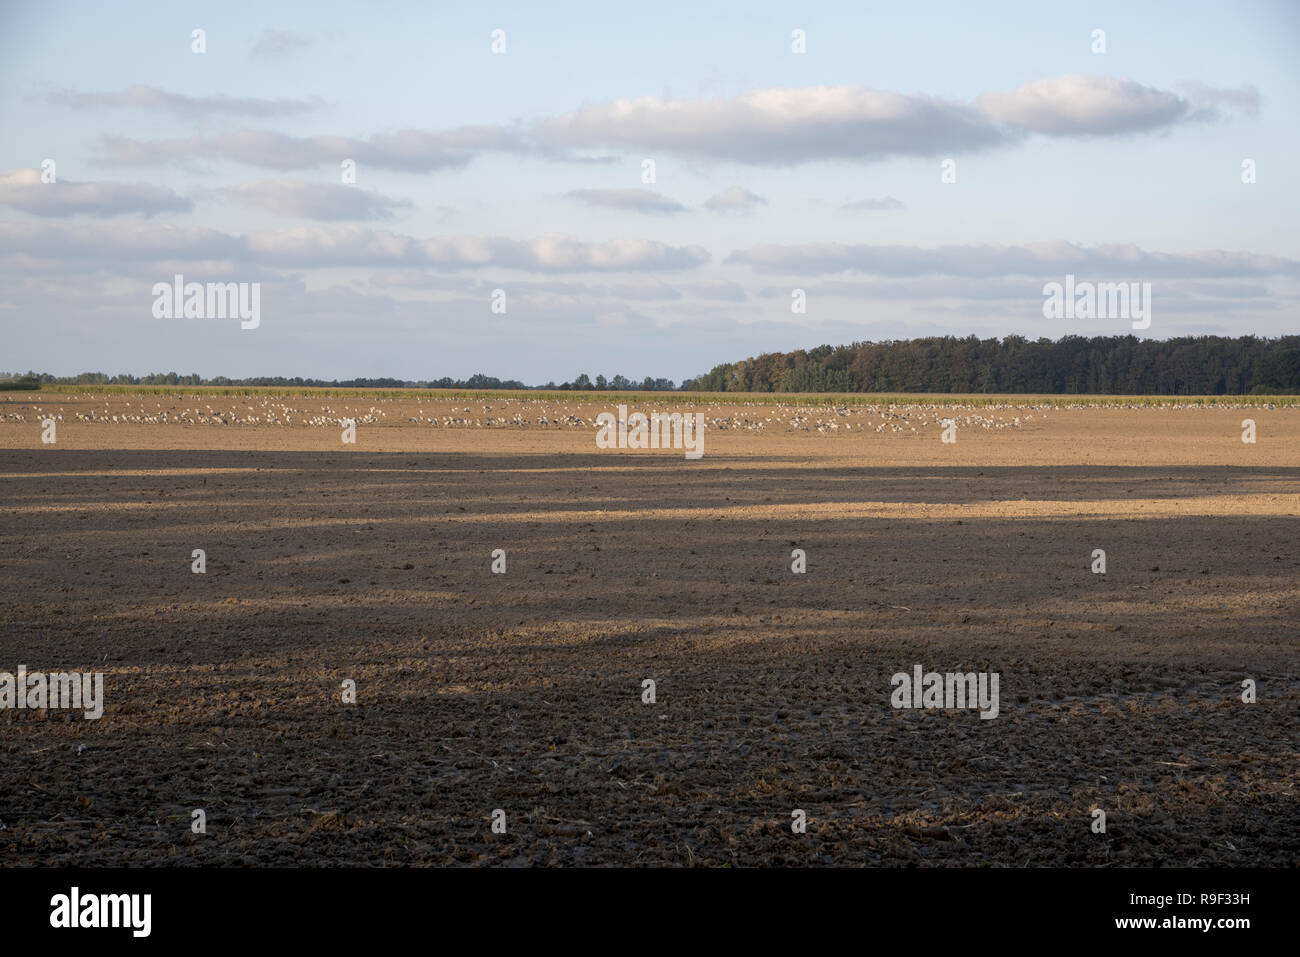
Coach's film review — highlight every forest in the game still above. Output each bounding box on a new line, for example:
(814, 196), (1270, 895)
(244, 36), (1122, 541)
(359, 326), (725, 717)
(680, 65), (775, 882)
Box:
(683, 335), (1300, 394)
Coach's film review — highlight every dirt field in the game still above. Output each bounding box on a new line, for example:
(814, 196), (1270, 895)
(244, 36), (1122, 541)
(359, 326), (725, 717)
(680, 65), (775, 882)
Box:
(1, 391), (1297, 866)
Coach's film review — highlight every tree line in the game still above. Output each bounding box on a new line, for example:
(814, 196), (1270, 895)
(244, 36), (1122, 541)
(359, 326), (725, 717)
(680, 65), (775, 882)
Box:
(0, 371), (679, 391)
(8, 335), (1299, 394)
(683, 335), (1300, 394)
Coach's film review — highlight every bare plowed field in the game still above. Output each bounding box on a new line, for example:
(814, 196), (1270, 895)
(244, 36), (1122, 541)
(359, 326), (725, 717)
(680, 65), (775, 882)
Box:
(2, 393), (1297, 866)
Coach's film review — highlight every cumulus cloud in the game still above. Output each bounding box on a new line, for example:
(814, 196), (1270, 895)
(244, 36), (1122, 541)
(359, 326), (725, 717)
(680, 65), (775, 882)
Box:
(1179, 81), (1262, 117)
(842, 196), (904, 212)
(246, 229), (711, 271)
(532, 75), (1251, 164)
(0, 168), (192, 218)
(564, 188), (687, 214)
(43, 84), (323, 119)
(250, 29), (312, 59)
(0, 221), (710, 272)
(726, 240), (1300, 279)
(95, 126), (524, 172)
(222, 180), (411, 221)
(533, 86), (1005, 164)
(368, 276), (746, 304)
(0, 221), (241, 263)
(757, 278), (1040, 301)
(703, 186), (768, 214)
(85, 74), (1250, 172)
(975, 75), (1188, 135)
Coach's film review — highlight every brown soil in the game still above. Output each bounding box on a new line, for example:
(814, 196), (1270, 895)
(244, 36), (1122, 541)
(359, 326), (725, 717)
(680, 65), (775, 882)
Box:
(1, 393), (1297, 866)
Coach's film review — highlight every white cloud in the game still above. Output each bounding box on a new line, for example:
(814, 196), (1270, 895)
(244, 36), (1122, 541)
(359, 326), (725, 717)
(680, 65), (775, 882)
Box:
(564, 188), (687, 214)
(95, 126), (524, 172)
(0, 169), (192, 218)
(530, 75), (1244, 164)
(222, 180), (411, 221)
(975, 75), (1187, 135)
(842, 196), (904, 212)
(726, 240), (1300, 278)
(250, 29), (313, 59)
(1179, 81), (1262, 117)
(704, 186), (768, 214)
(0, 221), (711, 272)
(534, 85), (1005, 163)
(85, 75), (1250, 173)
(0, 221), (242, 262)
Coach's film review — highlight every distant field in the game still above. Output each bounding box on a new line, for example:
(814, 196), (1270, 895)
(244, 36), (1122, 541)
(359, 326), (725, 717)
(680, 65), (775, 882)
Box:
(20, 382), (1300, 407)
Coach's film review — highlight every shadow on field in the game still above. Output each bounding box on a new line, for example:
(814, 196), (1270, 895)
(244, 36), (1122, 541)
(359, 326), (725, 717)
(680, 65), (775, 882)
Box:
(4, 448), (1299, 506)
(1, 449), (1297, 864)
(3, 449), (1296, 663)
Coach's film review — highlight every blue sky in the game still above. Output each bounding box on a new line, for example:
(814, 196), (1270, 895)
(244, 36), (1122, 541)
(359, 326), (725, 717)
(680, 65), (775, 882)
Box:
(2, 0), (1297, 382)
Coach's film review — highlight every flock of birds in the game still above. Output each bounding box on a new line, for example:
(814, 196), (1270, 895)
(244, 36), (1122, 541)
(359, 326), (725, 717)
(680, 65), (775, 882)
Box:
(1, 394), (1280, 435)
(2, 395), (1045, 435)
(4, 400), (384, 428)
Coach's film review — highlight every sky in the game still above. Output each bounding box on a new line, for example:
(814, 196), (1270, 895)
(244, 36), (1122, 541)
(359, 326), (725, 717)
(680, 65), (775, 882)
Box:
(1, 0), (1298, 383)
